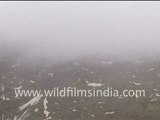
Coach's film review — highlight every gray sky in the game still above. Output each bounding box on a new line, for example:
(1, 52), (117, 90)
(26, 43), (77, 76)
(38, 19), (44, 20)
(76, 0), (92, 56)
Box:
(0, 2), (160, 59)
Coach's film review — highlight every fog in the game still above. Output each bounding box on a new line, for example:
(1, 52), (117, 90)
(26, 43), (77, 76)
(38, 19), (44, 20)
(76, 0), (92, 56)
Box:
(0, 2), (160, 60)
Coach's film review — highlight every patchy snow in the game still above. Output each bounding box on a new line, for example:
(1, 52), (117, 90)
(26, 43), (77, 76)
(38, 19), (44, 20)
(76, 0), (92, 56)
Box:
(98, 102), (105, 104)
(156, 93), (160, 97)
(83, 106), (87, 110)
(118, 96), (125, 99)
(52, 112), (56, 115)
(48, 73), (54, 78)
(73, 100), (78, 103)
(147, 68), (155, 72)
(132, 75), (136, 78)
(101, 61), (108, 64)
(88, 83), (103, 87)
(135, 60), (144, 64)
(18, 109), (31, 120)
(9, 72), (14, 74)
(1, 93), (10, 101)
(86, 80), (103, 87)
(44, 110), (50, 118)
(44, 117), (52, 120)
(5, 97), (10, 101)
(151, 99), (157, 102)
(100, 106), (103, 108)
(2, 76), (5, 79)
(67, 68), (73, 70)
(43, 97), (48, 109)
(101, 61), (113, 65)
(91, 114), (95, 117)
(0, 83), (5, 91)
(1, 95), (6, 101)
(29, 80), (36, 83)
(81, 68), (89, 71)
(150, 94), (154, 98)
(153, 89), (157, 91)
(107, 62), (113, 65)
(129, 81), (141, 86)
(42, 69), (46, 72)
(72, 109), (78, 112)
(74, 63), (79, 66)
(11, 64), (17, 68)
(43, 97), (50, 118)
(34, 108), (39, 112)
(105, 111), (115, 115)
(11, 63), (20, 68)
(38, 73), (42, 77)
(55, 102), (59, 105)
(14, 86), (22, 90)
(133, 81), (141, 86)
(19, 95), (42, 111)
(128, 71), (132, 74)
(18, 79), (25, 84)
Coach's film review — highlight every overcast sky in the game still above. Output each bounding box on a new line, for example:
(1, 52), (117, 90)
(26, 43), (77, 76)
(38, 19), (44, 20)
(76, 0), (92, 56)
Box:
(0, 2), (160, 59)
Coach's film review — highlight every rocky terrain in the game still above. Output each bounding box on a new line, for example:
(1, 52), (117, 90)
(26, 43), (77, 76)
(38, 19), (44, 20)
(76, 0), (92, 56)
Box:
(0, 55), (160, 120)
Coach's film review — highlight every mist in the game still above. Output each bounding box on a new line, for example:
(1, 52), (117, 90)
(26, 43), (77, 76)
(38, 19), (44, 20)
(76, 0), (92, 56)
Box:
(0, 1), (160, 61)
(1, 2), (160, 119)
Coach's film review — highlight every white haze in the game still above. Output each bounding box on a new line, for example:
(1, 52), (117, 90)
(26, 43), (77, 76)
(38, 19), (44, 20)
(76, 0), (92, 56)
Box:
(0, 2), (160, 60)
